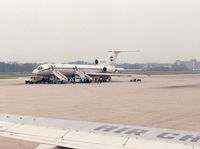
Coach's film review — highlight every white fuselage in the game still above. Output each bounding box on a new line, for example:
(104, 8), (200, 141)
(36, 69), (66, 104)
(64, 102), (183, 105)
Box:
(32, 51), (135, 77)
(32, 64), (115, 76)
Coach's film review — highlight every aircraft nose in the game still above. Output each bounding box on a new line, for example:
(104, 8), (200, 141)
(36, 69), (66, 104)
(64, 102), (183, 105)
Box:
(32, 69), (39, 74)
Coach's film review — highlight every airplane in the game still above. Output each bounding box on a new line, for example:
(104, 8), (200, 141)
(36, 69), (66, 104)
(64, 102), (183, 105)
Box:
(32, 51), (139, 82)
(0, 113), (200, 149)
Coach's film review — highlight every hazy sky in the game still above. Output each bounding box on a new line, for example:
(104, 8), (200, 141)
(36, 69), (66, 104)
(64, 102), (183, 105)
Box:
(0, 0), (200, 63)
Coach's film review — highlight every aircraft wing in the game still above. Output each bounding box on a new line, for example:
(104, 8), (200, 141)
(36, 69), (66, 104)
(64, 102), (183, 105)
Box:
(86, 72), (132, 77)
(0, 113), (200, 149)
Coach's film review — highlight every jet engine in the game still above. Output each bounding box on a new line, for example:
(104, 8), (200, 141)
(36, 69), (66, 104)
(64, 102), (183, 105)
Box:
(95, 59), (107, 65)
(102, 67), (116, 73)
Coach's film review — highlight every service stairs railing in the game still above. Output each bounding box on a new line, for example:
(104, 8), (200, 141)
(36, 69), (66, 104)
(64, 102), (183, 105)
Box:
(52, 70), (68, 80)
(75, 70), (93, 81)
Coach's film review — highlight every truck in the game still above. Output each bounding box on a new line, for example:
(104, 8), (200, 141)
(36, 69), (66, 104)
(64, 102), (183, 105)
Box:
(47, 78), (67, 84)
(25, 76), (44, 84)
(71, 76), (92, 83)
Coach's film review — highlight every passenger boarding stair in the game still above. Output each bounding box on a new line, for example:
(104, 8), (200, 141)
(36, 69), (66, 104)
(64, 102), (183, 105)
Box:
(52, 70), (68, 81)
(75, 70), (93, 81)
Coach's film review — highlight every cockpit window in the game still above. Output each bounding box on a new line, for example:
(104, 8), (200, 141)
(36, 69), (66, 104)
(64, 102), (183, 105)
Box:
(37, 66), (43, 70)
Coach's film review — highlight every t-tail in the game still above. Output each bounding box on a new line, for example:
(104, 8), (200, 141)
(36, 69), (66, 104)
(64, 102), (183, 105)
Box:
(106, 50), (140, 66)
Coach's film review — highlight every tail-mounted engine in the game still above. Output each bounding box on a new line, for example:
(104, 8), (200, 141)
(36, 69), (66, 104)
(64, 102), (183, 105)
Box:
(95, 59), (107, 65)
(95, 59), (116, 73)
(102, 67), (116, 73)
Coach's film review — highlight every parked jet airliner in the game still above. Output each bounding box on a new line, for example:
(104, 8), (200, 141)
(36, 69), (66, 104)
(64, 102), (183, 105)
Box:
(32, 51), (138, 81)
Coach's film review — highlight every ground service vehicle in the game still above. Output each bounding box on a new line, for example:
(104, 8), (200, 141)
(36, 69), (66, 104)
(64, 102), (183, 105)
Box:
(48, 78), (67, 84)
(25, 76), (43, 84)
(71, 76), (91, 83)
(26, 76), (67, 84)
(130, 78), (142, 82)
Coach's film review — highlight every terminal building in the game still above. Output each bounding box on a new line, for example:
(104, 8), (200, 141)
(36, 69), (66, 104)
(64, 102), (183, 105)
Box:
(175, 59), (200, 71)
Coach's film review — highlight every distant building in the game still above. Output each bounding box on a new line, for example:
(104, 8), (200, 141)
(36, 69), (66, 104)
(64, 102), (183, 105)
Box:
(175, 59), (200, 71)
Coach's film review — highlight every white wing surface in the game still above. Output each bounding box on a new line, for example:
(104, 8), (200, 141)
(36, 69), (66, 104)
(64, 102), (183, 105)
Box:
(35, 144), (58, 149)
(86, 72), (132, 77)
(0, 113), (200, 149)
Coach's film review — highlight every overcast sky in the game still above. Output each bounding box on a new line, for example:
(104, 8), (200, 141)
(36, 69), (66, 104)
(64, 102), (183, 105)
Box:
(0, 0), (200, 63)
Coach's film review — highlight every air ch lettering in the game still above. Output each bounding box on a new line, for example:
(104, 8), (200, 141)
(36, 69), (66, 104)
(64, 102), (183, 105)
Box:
(157, 132), (179, 139)
(125, 129), (149, 136)
(94, 125), (118, 132)
(115, 128), (130, 133)
(179, 135), (200, 142)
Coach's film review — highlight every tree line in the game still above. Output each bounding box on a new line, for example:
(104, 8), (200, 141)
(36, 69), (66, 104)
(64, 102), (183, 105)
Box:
(0, 61), (191, 72)
(0, 62), (39, 72)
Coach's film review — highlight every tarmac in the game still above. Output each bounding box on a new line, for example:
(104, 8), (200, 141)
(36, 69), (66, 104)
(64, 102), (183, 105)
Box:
(1, 74), (200, 148)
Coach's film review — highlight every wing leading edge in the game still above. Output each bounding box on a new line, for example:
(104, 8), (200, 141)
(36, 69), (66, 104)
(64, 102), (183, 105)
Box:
(86, 72), (132, 77)
(0, 113), (200, 149)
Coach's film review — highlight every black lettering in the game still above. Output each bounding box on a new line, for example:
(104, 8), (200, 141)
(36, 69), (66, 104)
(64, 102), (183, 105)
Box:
(94, 125), (118, 132)
(180, 135), (200, 142)
(157, 132), (179, 139)
(125, 129), (149, 136)
(114, 128), (130, 133)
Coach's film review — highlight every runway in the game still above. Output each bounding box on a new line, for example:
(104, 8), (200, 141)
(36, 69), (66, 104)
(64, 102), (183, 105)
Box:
(1, 74), (200, 148)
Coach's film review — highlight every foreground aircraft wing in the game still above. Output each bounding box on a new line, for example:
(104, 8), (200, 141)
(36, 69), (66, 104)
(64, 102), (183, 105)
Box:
(0, 114), (200, 149)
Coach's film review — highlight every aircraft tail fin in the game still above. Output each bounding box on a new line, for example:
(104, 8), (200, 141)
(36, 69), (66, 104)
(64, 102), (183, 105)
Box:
(106, 50), (139, 66)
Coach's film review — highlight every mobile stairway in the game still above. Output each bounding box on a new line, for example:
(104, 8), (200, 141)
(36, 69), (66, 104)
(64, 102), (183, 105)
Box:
(75, 70), (93, 82)
(52, 70), (68, 81)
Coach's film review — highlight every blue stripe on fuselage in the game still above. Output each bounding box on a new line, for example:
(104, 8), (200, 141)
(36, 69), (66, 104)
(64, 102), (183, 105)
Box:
(54, 67), (102, 70)
(38, 67), (102, 73)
